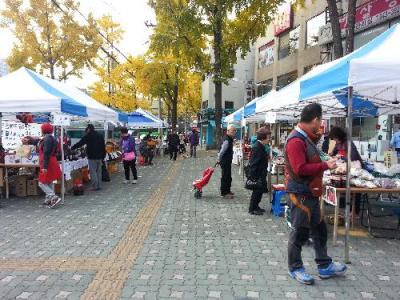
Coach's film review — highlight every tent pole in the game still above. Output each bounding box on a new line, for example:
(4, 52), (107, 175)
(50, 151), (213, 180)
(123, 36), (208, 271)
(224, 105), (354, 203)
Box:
(345, 86), (353, 264)
(61, 125), (65, 204)
(0, 112), (2, 146)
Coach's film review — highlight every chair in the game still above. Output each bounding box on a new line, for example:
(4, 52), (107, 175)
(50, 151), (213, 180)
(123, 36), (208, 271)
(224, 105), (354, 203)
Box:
(271, 184), (286, 217)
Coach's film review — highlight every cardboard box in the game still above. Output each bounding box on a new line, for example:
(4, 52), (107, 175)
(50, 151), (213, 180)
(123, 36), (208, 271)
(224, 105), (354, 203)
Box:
(16, 175), (28, 186)
(55, 180), (73, 194)
(27, 179), (39, 196)
(15, 182), (27, 197)
(0, 168), (4, 188)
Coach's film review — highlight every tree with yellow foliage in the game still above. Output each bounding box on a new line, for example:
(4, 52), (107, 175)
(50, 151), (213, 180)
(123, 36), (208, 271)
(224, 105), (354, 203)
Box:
(1, 0), (102, 80)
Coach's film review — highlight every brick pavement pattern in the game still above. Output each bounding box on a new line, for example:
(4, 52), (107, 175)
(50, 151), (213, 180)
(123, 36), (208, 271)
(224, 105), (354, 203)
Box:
(0, 151), (399, 300)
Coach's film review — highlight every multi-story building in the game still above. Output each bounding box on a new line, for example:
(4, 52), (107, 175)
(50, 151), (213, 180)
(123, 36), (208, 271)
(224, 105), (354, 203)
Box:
(255, 0), (400, 95)
(200, 47), (256, 148)
(254, 0), (400, 157)
(0, 59), (9, 77)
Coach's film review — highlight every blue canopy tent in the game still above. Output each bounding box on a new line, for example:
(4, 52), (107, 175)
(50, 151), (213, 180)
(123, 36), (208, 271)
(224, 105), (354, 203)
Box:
(127, 112), (158, 128)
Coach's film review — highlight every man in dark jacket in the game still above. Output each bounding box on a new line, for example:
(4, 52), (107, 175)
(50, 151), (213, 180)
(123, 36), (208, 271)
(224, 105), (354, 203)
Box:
(71, 124), (106, 191)
(217, 125), (236, 199)
(167, 129), (180, 161)
(285, 103), (346, 285)
(248, 127), (270, 215)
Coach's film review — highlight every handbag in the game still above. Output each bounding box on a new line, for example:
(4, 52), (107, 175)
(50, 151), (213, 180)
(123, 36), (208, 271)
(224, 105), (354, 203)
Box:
(101, 164), (110, 182)
(245, 177), (263, 190)
(123, 151), (136, 161)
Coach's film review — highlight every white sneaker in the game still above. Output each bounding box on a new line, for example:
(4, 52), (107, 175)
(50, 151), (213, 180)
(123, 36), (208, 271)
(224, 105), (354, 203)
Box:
(123, 180), (129, 184)
(131, 180), (137, 184)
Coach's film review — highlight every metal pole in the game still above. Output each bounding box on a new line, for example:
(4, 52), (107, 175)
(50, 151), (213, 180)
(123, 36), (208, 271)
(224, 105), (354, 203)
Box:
(60, 126), (65, 204)
(0, 112), (2, 146)
(159, 98), (164, 157)
(345, 86), (353, 264)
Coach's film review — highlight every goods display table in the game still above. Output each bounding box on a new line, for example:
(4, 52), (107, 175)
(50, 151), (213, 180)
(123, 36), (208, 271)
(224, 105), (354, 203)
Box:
(0, 164), (40, 199)
(322, 187), (400, 244)
(0, 158), (89, 199)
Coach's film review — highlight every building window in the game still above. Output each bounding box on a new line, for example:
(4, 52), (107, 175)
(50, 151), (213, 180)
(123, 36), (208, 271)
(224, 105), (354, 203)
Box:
(306, 12), (327, 48)
(202, 101), (208, 109)
(278, 26), (300, 60)
(225, 101), (234, 110)
(257, 79), (273, 97)
(277, 71), (297, 90)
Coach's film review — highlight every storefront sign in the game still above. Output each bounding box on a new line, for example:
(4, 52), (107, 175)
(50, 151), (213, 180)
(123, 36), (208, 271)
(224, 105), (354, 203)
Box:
(258, 41), (274, 69)
(319, 0), (400, 44)
(340, 0), (400, 33)
(274, 3), (292, 36)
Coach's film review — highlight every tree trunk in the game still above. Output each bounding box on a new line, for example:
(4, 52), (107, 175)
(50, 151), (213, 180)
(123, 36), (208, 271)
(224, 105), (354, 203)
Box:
(171, 66), (180, 130)
(345, 0), (357, 54)
(213, 2), (223, 149)
(326, 0), (343, 59)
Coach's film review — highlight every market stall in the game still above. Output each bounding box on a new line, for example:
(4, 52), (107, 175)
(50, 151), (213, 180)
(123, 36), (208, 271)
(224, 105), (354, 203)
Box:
(0, 67), (126, 203)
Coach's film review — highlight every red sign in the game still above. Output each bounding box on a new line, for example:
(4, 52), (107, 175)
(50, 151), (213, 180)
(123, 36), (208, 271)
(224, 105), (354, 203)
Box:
(340, 0), (400, 33)
(274, 4), (292, 36)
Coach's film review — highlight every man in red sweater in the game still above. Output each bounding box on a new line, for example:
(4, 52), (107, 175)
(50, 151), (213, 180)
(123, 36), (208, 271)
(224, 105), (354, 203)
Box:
(285, 103), (346, 285)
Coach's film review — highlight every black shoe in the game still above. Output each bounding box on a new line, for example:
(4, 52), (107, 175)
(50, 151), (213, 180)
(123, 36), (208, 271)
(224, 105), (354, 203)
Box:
(249, 210), (264, 215)
(257, 207), (266, 213)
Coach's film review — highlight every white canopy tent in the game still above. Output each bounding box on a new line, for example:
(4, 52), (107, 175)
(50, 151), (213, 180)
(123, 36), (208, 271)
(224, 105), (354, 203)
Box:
(0, 67), (123, 121)
(0, 67), (125, 204)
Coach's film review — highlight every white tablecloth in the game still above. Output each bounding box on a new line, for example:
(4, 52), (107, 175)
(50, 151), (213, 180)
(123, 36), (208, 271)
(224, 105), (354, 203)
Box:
(62, 158), (88, 180)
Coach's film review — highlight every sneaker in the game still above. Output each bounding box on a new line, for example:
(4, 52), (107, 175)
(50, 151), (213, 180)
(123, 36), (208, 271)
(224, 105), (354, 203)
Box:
(221, 194), (234, 199)
(318, 262), (347, 279)
(123, 180), (129, 184)
(288, 268), (315, 285)
(227, 192), (235, 196)
(256, 207), (266, 213)
(49, 197), (61, 209)
(43, 195), (52, 206)
(131, 180), (137, 184)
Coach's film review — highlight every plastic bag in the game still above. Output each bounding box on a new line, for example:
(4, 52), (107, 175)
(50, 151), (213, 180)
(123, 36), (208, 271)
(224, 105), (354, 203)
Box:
(374, 178), (395, 189)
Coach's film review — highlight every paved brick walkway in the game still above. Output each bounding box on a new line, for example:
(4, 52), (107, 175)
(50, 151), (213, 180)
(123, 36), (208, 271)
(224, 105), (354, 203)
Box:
(0, 151), (399, 299)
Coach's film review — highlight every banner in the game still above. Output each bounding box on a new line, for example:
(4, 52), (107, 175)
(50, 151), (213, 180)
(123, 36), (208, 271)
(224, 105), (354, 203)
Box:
(319, 0), (400, 44)
(2, 121), (41, 150)
(274, 3), (292, 36)
(324, 186), (338, 206)
(258, 41), (274, 69)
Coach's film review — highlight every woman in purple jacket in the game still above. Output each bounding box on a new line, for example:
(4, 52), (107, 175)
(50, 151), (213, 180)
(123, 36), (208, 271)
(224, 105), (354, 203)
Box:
(120, 127), (138, 184)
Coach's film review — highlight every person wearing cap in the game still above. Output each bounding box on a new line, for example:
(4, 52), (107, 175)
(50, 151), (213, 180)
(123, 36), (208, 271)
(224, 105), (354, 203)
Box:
(217, 125), (237, 199)
(71, 124), (106, 191)
(23, 123), (62, 208)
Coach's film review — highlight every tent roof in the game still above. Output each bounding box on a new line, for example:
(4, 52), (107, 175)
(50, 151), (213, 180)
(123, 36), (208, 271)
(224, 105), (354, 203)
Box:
(0, 67), (122, 121)
(135, 108), (168, 127)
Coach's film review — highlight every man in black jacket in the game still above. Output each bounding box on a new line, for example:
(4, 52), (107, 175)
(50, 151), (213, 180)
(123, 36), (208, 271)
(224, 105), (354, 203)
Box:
(217, 125), (236, 199)
(167, 129), (180, 161)
(248, 127), (270, 215)
(71, 124), (106, 191)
